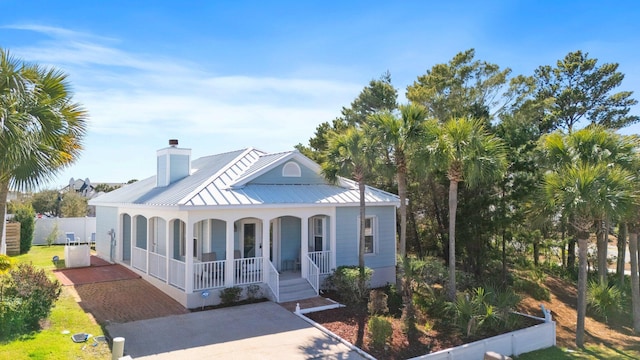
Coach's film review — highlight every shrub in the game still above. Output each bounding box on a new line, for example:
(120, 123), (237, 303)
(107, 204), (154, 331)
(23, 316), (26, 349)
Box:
(587, 281), (622, 323)
(46, 222), (60, 247)
(327, 266), (372, 305)
(0, 263), (61, 335)
(447, 286), (521, 338)
(12, 203), (35, 254)
(368, 289), (389, 315)
(219, 286), (242, 305)
(0, 255), (12, 274)
(368, 315), (392, 349)
(246, 284), (262, 300)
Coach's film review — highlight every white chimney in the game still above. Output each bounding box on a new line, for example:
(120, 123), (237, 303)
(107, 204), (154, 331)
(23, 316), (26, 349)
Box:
(157, 139), (191, 187)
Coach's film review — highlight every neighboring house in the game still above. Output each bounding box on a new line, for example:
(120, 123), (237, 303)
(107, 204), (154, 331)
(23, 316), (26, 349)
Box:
(89, 140), (400, 308)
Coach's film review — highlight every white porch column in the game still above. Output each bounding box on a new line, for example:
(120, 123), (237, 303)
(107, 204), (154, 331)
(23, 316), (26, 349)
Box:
(145, 220), (150, 275)
(164, 219), (170, 284)
(261, 217), (270, 282)
(225, 220), (235, 286)
(301, 216), (309, 278)
(330, 208), (337, 271)
(185, 220), (194, 293)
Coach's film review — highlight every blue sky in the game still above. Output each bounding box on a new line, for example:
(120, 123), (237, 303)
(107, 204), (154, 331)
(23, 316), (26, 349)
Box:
(1, 1), (639, 188)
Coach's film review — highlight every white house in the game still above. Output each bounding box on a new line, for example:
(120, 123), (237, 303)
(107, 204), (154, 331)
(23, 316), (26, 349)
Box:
(89, 140), (400, 308)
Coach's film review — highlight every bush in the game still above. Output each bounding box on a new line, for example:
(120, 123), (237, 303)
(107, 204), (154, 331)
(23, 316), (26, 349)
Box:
(46, 222), (60, 247)
(447, 286), (521, 338)
(368, 315), (392, 348)
(0, 255), (12, 274)
(12, 203), (35, 254)
(246, 284), (262, 300)
(327, 266), (372, 305)
(368, 289), (389, 315)
(219, 286), (242, 305)
(587, 281), (622, 323)
(0, 263), (61, 336)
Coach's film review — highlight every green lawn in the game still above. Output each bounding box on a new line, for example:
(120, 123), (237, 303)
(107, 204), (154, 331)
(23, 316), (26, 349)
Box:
(516, 345), (640, 359)
(0, 246), (110, 360)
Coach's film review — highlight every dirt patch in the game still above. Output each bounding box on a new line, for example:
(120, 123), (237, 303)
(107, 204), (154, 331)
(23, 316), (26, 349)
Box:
(517, 275), (640, 350)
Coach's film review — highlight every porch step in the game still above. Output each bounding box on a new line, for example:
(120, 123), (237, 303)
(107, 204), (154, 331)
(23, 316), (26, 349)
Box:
(278, 277), (317, 303)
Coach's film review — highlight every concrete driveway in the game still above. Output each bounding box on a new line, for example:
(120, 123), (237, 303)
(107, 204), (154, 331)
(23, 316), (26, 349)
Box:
(106, 301), (366, 359)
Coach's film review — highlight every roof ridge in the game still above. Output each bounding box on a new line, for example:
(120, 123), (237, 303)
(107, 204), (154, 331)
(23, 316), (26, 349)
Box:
(178, 148), (262, 205)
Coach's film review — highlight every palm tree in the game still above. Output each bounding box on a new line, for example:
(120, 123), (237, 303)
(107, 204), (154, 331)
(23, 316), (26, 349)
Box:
(0, 48), (87, 253)
(628, 221), (640, 333)
(422, 117), (507, 301)
(543, 127), (640, 284)
(541, 131), (637, 347)
(322, 125), (379, 292)
(369, 103), (427, 259)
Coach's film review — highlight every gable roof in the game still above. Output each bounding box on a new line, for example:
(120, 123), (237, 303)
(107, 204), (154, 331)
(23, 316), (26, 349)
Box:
(89, 147), (399, 208)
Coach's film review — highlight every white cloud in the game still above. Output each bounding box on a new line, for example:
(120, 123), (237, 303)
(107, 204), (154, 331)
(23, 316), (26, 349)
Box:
(5, 24), (363, 185)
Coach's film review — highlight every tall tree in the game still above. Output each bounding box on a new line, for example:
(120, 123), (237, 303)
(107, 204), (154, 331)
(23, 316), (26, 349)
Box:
(296, 72), (398, 163)
(543, 127), (639, 284)
(0, 48), (88, 254)
(540, 129), (637, 347)
(322, 126), (379, 291)
(369, 103), (428, 258)
(532, 50), (639, 132)
(406, 48), (512, 123)
(421, 117), (507, 300)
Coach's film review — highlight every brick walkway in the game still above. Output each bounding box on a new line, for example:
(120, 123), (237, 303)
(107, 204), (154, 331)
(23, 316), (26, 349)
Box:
(55, 256), (189, 325)
(55, 255), (337, 326)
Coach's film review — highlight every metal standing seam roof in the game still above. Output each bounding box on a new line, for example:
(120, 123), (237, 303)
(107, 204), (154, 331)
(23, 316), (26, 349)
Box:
(90, 147), (400, 207)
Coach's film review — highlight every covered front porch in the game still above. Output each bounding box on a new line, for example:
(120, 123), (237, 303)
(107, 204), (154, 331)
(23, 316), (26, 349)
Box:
(115, 209), (335, 307)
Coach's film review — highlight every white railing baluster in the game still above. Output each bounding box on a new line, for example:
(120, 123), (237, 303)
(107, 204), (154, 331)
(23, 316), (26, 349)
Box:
(267, 261), (279, 302)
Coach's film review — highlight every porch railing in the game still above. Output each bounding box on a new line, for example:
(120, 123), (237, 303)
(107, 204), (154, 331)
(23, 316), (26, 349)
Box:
(193, 260), (226, 291)
(234, 257), (263, 285)
(308, 250), (331, 274)
(169, 258), (186, 290)
(305, 255), (320, 296)
(148, 252), (167, 281)
(132, 246), (147, 272)
(267, 261), (279, 302)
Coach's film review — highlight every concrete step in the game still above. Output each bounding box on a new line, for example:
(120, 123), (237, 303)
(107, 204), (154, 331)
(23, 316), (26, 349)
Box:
(278, 277), (317, 302)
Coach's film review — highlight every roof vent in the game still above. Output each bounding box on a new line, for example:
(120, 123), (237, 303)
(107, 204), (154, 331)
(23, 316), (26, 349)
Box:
(169, 139), (179, 147)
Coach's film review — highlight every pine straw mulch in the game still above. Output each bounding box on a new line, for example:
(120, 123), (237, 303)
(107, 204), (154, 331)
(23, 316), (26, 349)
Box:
(307, 275), (640, 359)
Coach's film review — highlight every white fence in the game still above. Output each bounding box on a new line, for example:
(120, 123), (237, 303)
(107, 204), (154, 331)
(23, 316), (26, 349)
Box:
(33, 217), (96, 245)
(408, 320), (556, 360)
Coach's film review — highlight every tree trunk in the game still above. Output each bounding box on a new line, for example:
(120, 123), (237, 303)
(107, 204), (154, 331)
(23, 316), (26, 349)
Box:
(396, 166), (407, 293)
(568, 238), (576, 270)
(618, 223), (628, 285)
(576, 232), (589, 348)
(597, 219), (608, 285)
(533, 240), (540, 266)
(628, 225), (640, 333)
(0, 180), (8, 255)
(502, 228), (507, 284)
(398, 165), (407, 258)
(447, 180), (458, 301)
(358, 180), (366, 293)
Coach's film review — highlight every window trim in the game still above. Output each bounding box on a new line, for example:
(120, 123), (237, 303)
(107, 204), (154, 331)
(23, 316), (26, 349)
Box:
(282, 161), (302, 177)
(357, 215), (377, 255)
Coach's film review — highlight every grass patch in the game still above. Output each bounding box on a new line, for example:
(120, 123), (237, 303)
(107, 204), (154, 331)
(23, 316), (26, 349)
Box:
(516, 345), (640, 359)
(0, 246), (110, 360)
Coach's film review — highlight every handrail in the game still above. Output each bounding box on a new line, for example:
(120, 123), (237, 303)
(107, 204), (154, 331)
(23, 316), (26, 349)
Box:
(308, 250), (331, 274)
(305, 255), (320, 296)
(267, 261), (280, 302)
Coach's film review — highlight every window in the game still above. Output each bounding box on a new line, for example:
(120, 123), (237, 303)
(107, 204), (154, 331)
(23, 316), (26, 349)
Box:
(312, 217), (324, 251)
(363, 217), (376, 254)
(282, 161), (301, 177)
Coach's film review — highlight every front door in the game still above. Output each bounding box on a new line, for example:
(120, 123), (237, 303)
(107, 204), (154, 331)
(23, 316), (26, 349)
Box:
(241, 221), (261, 258)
